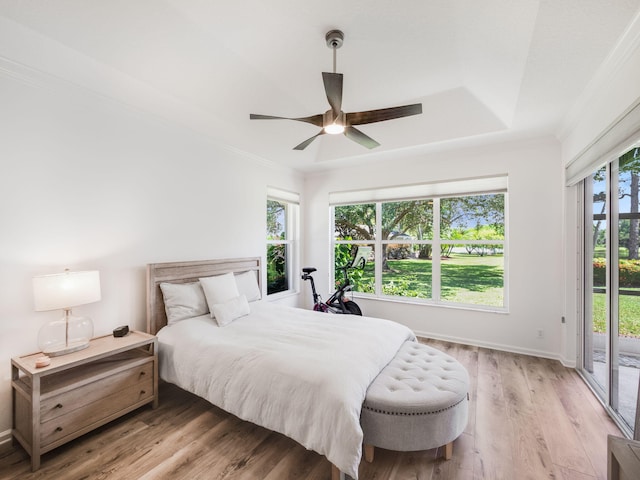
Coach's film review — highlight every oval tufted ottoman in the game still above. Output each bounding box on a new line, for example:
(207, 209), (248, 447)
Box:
(360, 341), (469, 462)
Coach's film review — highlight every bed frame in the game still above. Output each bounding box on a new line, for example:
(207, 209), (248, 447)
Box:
(146, 257), (261, 335)
(145, 256), (346, 480)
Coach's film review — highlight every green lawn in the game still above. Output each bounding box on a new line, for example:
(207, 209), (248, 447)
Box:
(592, 292), (640, 336)
(357, 254), (504, 307)
(354, 253), (640, 336)
(590, 251), (640, 336)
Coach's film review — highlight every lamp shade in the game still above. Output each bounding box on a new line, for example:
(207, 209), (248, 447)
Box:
(33, 270), (101, 311)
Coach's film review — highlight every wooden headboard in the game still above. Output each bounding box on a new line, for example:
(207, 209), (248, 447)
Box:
(146, 257), (261, 335)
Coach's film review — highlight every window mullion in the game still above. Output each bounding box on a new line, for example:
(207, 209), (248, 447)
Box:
(432, 198), (441, 301)
(375, 202), (383, 296)
(609, 160), (620, 411)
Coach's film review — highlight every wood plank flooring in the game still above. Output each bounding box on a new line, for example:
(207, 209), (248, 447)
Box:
(0, 338), (622, 480)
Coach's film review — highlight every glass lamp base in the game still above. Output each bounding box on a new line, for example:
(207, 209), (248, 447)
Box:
(38, 312), (93, 357)
(44, 340), (90, 357)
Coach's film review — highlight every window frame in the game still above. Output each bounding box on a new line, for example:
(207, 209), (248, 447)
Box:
(332, 188), (508, 312)
(266, 189), (299, 298)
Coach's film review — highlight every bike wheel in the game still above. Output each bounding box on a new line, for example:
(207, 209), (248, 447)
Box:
(344, 301), (362, 316)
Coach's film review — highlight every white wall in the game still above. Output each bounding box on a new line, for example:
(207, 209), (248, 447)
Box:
(0, 67), (303, 436)
(304, 137), (565, 362)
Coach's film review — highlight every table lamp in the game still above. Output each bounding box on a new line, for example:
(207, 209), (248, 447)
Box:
(33, 269), (101, 356)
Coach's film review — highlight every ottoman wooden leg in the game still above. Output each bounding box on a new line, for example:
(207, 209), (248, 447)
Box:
(364, 444), (375, 463)
(444, 441), (453, 460)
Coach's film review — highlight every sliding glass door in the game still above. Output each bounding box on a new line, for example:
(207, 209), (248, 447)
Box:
(581, 148), (640, 437)
(583, 167), (607, 395)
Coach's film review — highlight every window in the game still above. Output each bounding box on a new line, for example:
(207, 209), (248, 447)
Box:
(266, 188), (299, 296)
(331, 179), (507, 309)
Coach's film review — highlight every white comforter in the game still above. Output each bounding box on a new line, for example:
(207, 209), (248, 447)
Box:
(157, 302), (415, 479)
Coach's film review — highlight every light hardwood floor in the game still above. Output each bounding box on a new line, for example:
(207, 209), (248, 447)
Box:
(0, 338), (622, 480)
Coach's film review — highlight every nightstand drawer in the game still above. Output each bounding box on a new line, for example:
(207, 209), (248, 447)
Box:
(40, 378), (153, 447)
(40, 360), (153, 422)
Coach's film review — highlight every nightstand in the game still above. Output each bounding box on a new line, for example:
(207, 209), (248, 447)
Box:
(608, 434), (640, 480)
(11, 331), (158, 471)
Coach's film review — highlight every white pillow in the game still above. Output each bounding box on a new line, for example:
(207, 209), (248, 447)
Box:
(199, 272), (240, 317)
(159, 282), (209, 325)
(211, 295), (250, 326)
(234, 270), (261, 302)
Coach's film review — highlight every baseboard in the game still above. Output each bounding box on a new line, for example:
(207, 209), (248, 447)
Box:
(413, 329), (575, 367)
(0, 429), (12, 454)
(558, 355), (577, 368)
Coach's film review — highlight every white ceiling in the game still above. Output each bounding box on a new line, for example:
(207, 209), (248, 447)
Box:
(1, 0), (639, 172)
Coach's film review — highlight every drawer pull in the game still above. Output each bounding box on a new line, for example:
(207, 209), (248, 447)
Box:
(140, 390), (146, 395)
(55, 427), (63, 432)
(139, 371), (146, 376)
(55, 403), (63, 409)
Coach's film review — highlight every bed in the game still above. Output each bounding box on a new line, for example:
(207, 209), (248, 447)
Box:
(146, 258), (415, 479)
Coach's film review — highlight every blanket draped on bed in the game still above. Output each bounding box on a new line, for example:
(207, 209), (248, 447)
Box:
(157, 302), (415, 479)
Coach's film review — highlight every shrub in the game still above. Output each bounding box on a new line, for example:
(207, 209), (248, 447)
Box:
(387, 244), (412, 259)
(593, 258), (640, 288)
(593, 259), (606, 286)
(334, 241), (371, 292)
(382, 275), (427, 298)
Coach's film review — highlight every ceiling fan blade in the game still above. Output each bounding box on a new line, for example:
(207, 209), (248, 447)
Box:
(293, 131), (325, 150)
(322, 72), (343, 118)
(250, 113), (323, 127)
(346, 103), (422, 126)
(344, 126), (380, 149)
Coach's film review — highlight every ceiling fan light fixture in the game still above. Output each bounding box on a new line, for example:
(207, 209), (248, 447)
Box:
(323, 109), (345, 134)
(324, 123), (345, 135)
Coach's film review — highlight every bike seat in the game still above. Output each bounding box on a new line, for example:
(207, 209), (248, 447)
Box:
(302, 267), (317, 274)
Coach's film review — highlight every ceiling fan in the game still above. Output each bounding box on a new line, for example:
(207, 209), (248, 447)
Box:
(250, 30), (423, 151)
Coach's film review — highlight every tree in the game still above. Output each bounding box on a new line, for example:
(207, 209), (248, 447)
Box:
(335, 201), (434, 271)
(619, 148), (640, 259)
(592, 166), (606, 251)
(266, 200), (287, 293)
(440, 195), (505, 240)
(267, 199), (285, 240)
(334, 194), (504, 270)
(593, 148), (640, 259)
(630, 172), (638, 259)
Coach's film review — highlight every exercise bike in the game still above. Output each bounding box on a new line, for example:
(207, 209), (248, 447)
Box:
(301, 247), (369, 315)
